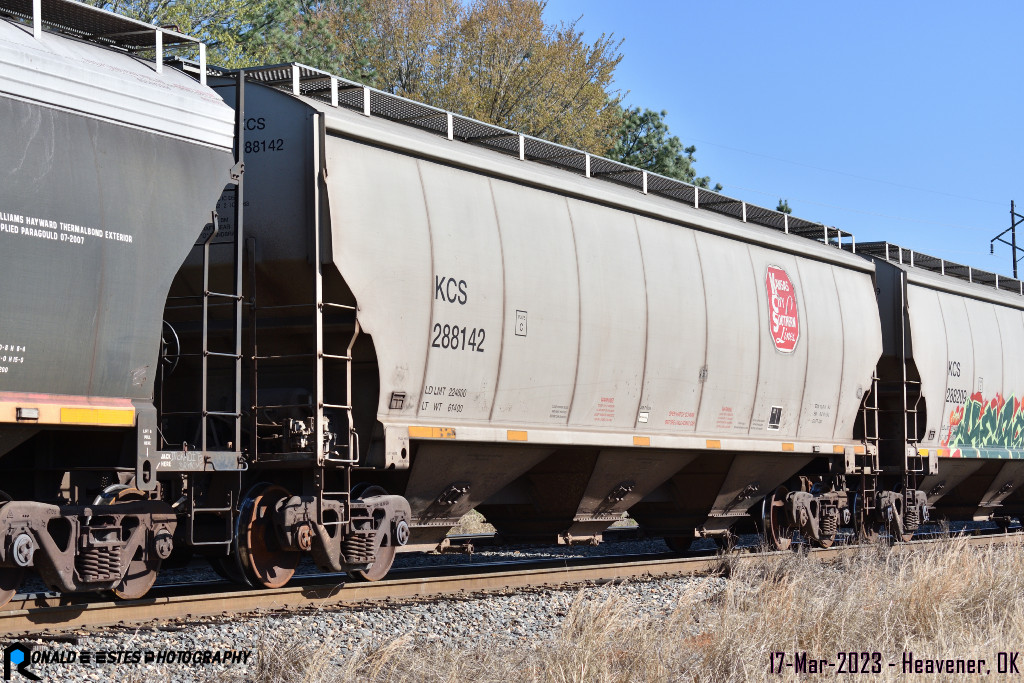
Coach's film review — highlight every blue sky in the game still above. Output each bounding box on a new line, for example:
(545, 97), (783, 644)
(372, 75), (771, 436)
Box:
(541, 1), (1023, 276)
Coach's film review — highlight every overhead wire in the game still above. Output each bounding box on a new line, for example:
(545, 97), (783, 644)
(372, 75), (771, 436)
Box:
(691, 137), (1004, 208)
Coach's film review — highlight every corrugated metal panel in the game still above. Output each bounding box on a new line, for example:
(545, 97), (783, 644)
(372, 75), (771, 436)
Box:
(787, 257), (838, 438)
(997, 307), (1024, 409)
(565, 200), (646, 430)
(635, 217), (706, 434)
(326, 139), (433, 422)
(749, 247), (809, 438)
(416, 162), (503, 422)
(693, 234), (760, 436)
(908, 283), (1024, 455)
(832, 267), (882, 439)
(906, 287), (948, 448)
(0, 18), (232, 149)
(486, 181), (579, 425)
(938, 294), (974, 448)
(965, 298), (1003, 414)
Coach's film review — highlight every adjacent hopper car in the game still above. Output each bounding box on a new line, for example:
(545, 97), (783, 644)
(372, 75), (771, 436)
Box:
(2, 0), (1024, 604)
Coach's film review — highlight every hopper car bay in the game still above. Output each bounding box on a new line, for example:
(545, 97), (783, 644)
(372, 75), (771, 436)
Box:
(1, 0), (1023, 604)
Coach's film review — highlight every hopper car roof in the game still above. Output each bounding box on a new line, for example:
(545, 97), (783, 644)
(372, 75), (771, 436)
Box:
(860, 241), (1024, 310)
(232, 62), (873, 274)
(0, 0), (233, 149)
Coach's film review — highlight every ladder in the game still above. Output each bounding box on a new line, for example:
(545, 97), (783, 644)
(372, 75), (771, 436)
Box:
(248, 110), (360, 530)
(859, 372), (881, 520)
(160, 71), (248, 548)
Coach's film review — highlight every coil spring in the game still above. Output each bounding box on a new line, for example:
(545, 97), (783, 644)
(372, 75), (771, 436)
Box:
(343, 533), (375, 562)
(76, 546), (122, 583)
(904, 503), (920, 532)
(820, 510), (838, 539)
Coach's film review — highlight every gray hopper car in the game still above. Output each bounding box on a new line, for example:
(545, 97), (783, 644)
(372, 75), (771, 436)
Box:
(5, 0), (1024, 604)
(169, 69), (883, 562)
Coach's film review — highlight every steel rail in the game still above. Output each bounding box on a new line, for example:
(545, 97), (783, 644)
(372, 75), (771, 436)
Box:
(2, 531), (1021, 636)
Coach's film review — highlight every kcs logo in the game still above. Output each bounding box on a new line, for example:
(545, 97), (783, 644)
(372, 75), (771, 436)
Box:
(3, 644), (39, 681)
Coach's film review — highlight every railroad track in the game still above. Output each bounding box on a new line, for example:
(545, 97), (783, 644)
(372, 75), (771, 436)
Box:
(3, 529), (1021, 636)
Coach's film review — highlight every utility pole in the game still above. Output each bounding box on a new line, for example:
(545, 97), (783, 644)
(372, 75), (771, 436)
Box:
(991, 200), (1024, 279)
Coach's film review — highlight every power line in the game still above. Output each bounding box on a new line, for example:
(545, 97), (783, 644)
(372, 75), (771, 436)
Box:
(692, 138), (1004, 208)
(725, 183), (994, 234)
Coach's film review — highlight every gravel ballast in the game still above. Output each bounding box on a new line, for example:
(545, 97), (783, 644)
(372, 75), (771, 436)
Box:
(14, 542), (725, 683)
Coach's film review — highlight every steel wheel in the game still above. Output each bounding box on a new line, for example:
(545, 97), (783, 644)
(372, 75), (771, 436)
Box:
(761, 486), (793, 551)
(208, 554), (248, 585)
(348, 543), (396, 582)
(882, 494), (912, 544)
(102, 486), (163, 600)
(0, 494), (25, 608)
(853, 493), (880, 543)
(237, 483), (298, 589)
(348, 485), (396, 582)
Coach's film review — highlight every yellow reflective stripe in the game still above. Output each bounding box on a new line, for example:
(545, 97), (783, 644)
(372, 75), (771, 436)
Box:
(833, 445), (846, 454)
(782, 443), (795, 452)
(408, 426), (456, 439)
(706, 440), (721, 449)
(507, 430), (528, 442)
(633, 436), (650, 446)
(60, 407), (135, 426)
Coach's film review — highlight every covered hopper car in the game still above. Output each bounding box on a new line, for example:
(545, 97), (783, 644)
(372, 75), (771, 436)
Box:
(2, 0), (1024, 604)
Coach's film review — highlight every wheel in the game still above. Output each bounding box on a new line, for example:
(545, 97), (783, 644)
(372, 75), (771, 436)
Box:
(853, 492), (880, 543)
(236, 483), (298, 589)
(98, 486), (163, 600)
(881, 494), (913, 544)
(761, 486), (793, 551)
(348, 485), (397, 582)
(208, 554), (247, 584)
(0, 494), (25, 608)
(348, 543), (396, 582)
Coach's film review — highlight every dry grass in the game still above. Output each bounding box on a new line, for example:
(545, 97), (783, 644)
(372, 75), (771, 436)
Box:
(217, 535), (1024, 682)
(447, 509), (495, 535)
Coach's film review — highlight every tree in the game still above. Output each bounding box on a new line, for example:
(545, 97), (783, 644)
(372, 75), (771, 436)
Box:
(607, 106), (721, 191)
(777, 199), (792, 214)
(84, 0), (278, 65)
(83, 0), (369, 71)
(320, 0), (463, 94)
(260, 0), (374, 78)
(316, 0), (624, 152)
